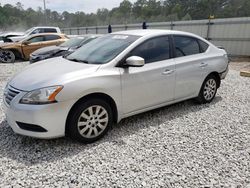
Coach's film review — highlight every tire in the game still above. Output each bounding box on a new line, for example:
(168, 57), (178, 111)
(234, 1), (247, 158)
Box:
(196, 75), (218, 104)
(0, 50), (15, 63)
(67, 99), (113, 143)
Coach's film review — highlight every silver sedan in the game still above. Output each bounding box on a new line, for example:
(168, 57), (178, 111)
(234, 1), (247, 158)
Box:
(3, 30), (229, 143)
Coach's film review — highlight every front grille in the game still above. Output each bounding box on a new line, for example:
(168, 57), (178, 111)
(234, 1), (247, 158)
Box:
(4, 86), (20, 105)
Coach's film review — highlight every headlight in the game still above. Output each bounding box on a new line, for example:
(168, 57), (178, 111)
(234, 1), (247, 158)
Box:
(20, 86), (63, 105)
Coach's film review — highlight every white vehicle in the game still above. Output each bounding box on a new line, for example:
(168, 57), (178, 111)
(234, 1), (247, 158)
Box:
(3, 30), (229, 143)
(0, 32), (24, 43)
(9, 27), (61, 42)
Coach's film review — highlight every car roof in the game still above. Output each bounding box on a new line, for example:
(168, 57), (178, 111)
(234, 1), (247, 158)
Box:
(67, 35), (102, 40)
(112, 29), (199, 37)
(32, 26), (59, 29)
(28, 33), (65, 37)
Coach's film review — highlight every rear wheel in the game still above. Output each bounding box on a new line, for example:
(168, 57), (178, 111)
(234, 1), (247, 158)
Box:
(0, 50), (15, 63)
(197, 75), (218, 103)
(67, 99), (113, 143)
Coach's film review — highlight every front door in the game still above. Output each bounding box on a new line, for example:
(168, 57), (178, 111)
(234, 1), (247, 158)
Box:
(22, 36), (45, 59)
(120, 36), (175, 115)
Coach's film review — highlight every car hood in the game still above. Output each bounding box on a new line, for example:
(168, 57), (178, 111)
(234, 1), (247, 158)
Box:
(9, 57), (100, 91)
(9, 35), (26, 42)
(32, 46), (68, 55)
(1, 32), (24, 37)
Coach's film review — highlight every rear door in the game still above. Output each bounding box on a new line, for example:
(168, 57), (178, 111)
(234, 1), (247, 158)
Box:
(42, 35), (64, 47)
(120, 36), (176, 114)
(173, 35), (209, 100)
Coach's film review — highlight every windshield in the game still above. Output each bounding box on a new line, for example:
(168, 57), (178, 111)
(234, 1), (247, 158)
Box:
(60, 37), (86, 48)
(24, 27), (34, 35)
(66, 34), (139, 64)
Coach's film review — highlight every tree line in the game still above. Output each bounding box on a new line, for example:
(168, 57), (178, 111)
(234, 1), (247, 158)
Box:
(0, 0), (250, 31)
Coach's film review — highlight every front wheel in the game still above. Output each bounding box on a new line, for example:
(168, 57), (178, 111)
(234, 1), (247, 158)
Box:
(197, 75), (218, 103)
(67, 99), (113, 143)
(0, 50), (15, 63)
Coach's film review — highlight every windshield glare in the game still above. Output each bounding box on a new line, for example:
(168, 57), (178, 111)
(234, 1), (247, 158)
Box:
(60, 37), (86, 48)
(66, 34), (139, 64)
(24, 27), (34, 35)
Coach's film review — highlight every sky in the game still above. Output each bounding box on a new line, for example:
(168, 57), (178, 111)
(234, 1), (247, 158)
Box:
(1, 0), (137, 13)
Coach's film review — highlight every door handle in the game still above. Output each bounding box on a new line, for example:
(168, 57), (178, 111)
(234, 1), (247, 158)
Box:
(199, 62), (208, 68)
(162, 69), (175, 75)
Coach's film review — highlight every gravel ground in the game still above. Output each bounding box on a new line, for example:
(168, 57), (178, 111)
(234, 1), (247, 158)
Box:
(0, 61), (249, 187)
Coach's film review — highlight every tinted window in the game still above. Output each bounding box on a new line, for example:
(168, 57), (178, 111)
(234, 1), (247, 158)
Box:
(45, 35), (61, 41)
(28, 36), (44, 43)
(44, 28), (57, 33)
(199, 40), (209, 52)
(130, 36), (170, 64)
(174, 36), (200, 57)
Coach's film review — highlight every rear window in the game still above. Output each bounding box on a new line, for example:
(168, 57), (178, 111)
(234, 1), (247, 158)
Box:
(199, 40), (209, 52)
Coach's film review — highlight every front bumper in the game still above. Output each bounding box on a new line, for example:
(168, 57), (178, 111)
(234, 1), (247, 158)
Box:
(3, 87), (75, 139)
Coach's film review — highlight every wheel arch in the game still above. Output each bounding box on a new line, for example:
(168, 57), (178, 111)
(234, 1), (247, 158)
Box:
(65, 92), (118, 134)
(4, 48), (22, 59)
(206, 71), (221, 88)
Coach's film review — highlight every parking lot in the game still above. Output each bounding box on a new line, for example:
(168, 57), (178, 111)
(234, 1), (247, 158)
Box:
(0, 61), (249, 187)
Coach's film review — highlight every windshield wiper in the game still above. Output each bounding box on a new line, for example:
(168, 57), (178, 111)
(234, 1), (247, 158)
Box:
(67, 58), (89, 64)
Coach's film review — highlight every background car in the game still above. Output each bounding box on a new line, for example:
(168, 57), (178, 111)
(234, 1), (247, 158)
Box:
(0, 33), (68, 63)
(3, 30), (229, 143)
(0, 32), (24, 43)
(7, 26), (61, 42)
(30, 35), (101, 63)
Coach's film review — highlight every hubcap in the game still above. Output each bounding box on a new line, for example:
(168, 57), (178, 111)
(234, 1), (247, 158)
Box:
(77, 105), (109, 138)
(203, 79), (217, 101)
(0, 50), (14, 63)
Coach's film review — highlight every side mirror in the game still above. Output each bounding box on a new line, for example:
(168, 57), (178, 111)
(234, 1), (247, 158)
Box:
(22, 41), (31, 45)
(125, 56), (145, 67)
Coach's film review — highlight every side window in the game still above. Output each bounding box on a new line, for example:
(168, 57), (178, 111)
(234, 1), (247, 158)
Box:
(174, 36), (200, 57)
(130, 36), (170, 64)
(38, 29), (44, 33)
(44, 28), (57, 33)
(27, 36), (44, 43)
(198, 40), (209, 52)
(45, 35), (61, 41)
